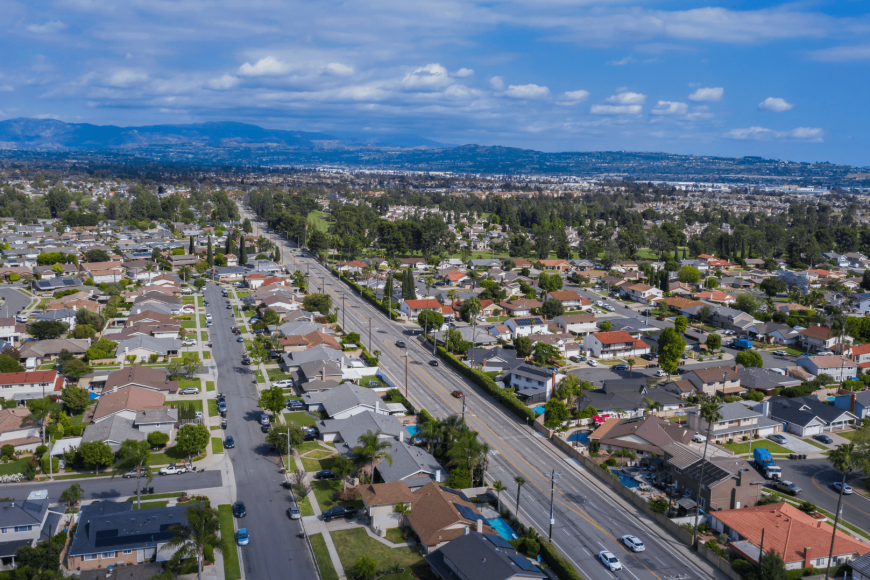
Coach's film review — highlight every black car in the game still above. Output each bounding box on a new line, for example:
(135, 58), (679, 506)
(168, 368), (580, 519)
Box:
(429, 360), (439, 366)
(218, 402), (227, 413)
(396, 340), (406, 348)
(204, 301), (210, 307)
(242, 357), (251, 365)
(233, 501), (247, 518)
(314, 469), (336, 480)
(640, 353), (655, 361)
(217, 396), (226, 405)
(613, 364), (629, 371)
(224, 436), (235, 449)
(322, 506), (358, 522)
(813, 434), (833, 444)
(286, 399), (304, 409)
(261, 424), (271, 433)
(227, 304), (232, 309)
(303, 432), (318, 442)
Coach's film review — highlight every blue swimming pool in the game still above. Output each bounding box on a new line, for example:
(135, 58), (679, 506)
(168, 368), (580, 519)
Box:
(614, 471), (640, 488)
(568, 431), (589, 444)
(405, 426), (419, 437)
(487, 518), (519, 541)
(534, 405), (546, 415)
(826, 396), (836, 402)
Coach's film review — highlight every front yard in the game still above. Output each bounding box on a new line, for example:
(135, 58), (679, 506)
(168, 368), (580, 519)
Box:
(312, 480), (363, 511)
(721, 440), (791, 455)
(331, 528), (435, 580)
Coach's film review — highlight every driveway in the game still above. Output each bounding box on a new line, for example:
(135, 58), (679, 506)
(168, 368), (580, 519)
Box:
(776, 434), (822, 455)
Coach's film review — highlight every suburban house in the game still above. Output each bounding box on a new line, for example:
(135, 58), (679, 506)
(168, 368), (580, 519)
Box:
(577, 380), (682, 418)
(405, 482), (497, 553)
(0, 492), (55, 567)
(795, 354), (856, 381)
(82, 408), (177, 451)
(18, 338), (90, 365)
(554, 313), (597, 336)
(583, 331), (650, 359)
(92, 386), (166, 423)
(465, 347), (525, 373)
(736, 366), (802, 395)
(687, 402), (781, 442)
(709, 308), (755, 333)
(102, 365), (179, 395)
(853, 553), (870, 580)
(710, 502), (870, 569)
(621, 283), (663, 304)
(359, 482), (417, 530)
(662, 443), (764, 512)
(303, 384), (391, 420)
(694, 291), (735, 304)
(33, 308), (77, 331)
(0, 408), (41, 451)
(0, 370), (64, 402)
(851, 343), (870, 364)
(797, 326), (840, 353)
(399, 299), (443, 319)
(504, 365), (564, 403)
(0, 318), (25, 345)
(497, 299), (542, 317)
(590, 415), (696, 458)
(834, 391), (870, 420)
(747, 322), (800, 345)
(682, 366), (743, 397)
(425, 532), (547, 580)
(765, 395), (857, 432)
(504, 317), (548, 338)
(763, 397), (829, 437)
(115, 336), (181, 363)
(67, 502), (189, 570)
(546, 290), (589, 310)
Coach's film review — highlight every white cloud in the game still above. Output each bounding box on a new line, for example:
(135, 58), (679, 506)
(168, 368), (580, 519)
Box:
(808, 44), (870, 62)
(758, 97), (794, 112)
(402, 63), (451, 90)
(725, 126), (823, 141)
(504, 84), (550, 99)
(557, 90), (590, 105)
(453, 68), (474, 77)
(105, 69), (148, 87)
(591, 104), (642, 115)
(324, 63), (354, 76)
(205, 74), (239, 90)
(652, 101), (688, 115)
(605, 92), (646, 105)
(607, 56), (636, 66)
(238, 56), (291, 77)
(688, 87), (723, 102)
(0, 86), (12, 92)
(489, 76), (505, 90)
(26, 21), (67, 34)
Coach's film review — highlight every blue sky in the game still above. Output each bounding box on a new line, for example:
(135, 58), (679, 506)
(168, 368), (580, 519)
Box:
(1, 0), (869, 165)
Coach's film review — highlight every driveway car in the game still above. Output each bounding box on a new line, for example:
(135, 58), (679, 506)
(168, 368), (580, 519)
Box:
(322, 506), (358, 522)
(236, 528), (249, 546)
(768, 434), (788, 445)
(832, 482), (853, 495)
(224, 436), (235, 448)
(286, 399), (305, 409)
(181, 339), (197, 346)
(813, 434), (833, 444)
(179, 387), (200, 395)
(770, 480), (802, 495)
(599, 551), (622, 571)
(621, 535), (645, 552)
(772, 350), (787, 356)
(233, 501), (247, 518)
(314, 470), (336, 480)
(275, 379), (295, 387)
(587, 360), (599, 367)
(287, 506), (301, 519)
(159, 465), (187, 475)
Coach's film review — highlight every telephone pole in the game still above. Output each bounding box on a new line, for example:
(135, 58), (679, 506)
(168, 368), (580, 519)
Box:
(404, 351), (409, 399)
(546, 470), (563, 541)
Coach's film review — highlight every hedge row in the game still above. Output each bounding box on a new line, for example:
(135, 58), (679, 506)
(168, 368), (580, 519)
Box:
(334, 271), (400, 320)
(539, 540), (584, 580)
(437, 346), (535, 422)
(418, 408), (436, 423)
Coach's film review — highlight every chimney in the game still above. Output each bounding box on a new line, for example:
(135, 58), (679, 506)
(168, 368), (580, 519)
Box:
(464, 525), (469, 535)
(435, 469), (442, 482)
(804, 547), (812, 569)
(476, 519), (483, 533)
(761, 401), (770, 418)
(375, 401), (379, 414)
(851, 393), (857, 414)
(399, 430), (404, 443)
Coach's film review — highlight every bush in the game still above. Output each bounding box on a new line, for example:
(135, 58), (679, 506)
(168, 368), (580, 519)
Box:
(649, 498), (669, 514)
(732, 559), (758, 580)
(352, 555), (377, 580)
(539, 539), (584, 580)
(204, 544), (214, 565)
(42, 454), (60, 473)
(35, 445), (48, 457)
(147, 431), (170, 448)
(0, 445), (13, 459)
(70, 425), (83, 437)
(522, 538), (540, 558)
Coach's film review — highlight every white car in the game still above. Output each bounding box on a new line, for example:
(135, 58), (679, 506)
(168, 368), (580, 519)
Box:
(772, 350), (787, 356)
(181, 339), (197, 346)
(621, 535), (645, 552)
(274, 379), (295, 388)
(587, 360), (598, 367)
(15, 315), (28, 323)
(159, 466), (188, 475)
(692, 433), (707, 443)
(596, 301), (605, 307)
(599, 551), (622, 571)
(654, 370), (667, 377)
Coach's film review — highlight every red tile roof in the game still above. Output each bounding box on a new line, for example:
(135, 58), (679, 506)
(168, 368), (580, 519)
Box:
(0, 370), (59, 386)
(404, 299), (441, 309)
(592, 331), (636, 345)
(799, 325), (833, 340)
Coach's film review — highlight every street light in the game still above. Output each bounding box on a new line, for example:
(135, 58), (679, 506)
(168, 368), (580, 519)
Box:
(546, 470), (563, 541)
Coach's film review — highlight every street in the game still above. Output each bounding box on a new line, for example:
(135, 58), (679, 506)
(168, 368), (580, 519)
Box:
(1, 471), (223, 502)
(0, 286), (32, 319)
(248, 210), (727, 580)
(203, 282), (316, 580)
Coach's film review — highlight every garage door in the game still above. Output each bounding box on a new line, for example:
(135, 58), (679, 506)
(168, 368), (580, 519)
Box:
(803, 424), (823, 436)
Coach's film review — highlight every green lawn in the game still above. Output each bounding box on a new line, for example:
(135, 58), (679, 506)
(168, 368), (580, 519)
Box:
(182, 297), (195, 304)
(801, 438), (830, 450)
(237, 291), (250, 299)
(218, 505), (242, 580)
(305, 449), (334, 459)
(331, 528), (431, 580)
(268, 368), (293, 381)
(208, 400), (219, 417)
(197, 296), (204, 307)
(181, 321), (196, 329)
(125, 492), (180, 501)
(165, 399), (203, 412)
(297, 441), (331, 453)
(308, 533), (339, 580)
(306, 210), (331, 233)
(722, 440), (791, 455)
(296, 485), (314, 516)
(385, 528), (406, 545)
(283, 455), (297, 472)
(150, 444), (203, 466)
(312, 480), (362, 511)
(285, 412), (317, 426)
(204, 352), (211, 360)
(199, 314), (207, 327)
(201, 331), (209, 341)
(302, 456), (337, 472)
(206, 381), (215, 392)
(0, 458), (28, 475)
(838, 430), (860, 442)
(182, 352), (200, 361)
(132, 500), (170, 510)
(179, 378), (201, 389)
(363, 376), (390, 389)
(211, 438), (224, 454)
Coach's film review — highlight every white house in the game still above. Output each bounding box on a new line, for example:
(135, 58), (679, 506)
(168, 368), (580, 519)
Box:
(620, 283), (663, 305)
(505, 317), (548, 339)
(583, 331), (650, 359)
(0, 317), (25, 344)
(0, 370), (64, 401)
(554, 313), (597, 336)
(795, 355), (856, 381)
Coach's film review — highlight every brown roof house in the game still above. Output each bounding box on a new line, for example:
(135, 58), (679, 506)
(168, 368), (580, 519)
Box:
(590, 415), (696, 459)
(103, 365), (179, 395)
(359, 482), (416, 530)
(0, 408), (41, 451)
(92, 386), (165, 423)
(405, 482), (497, 553)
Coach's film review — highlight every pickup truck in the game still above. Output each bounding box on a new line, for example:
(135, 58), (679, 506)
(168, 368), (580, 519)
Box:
(159, 465), (188, 475)
(322, 506), (358, 522)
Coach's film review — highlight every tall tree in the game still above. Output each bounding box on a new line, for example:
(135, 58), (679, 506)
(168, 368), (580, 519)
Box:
(189, 236), (194, 254)
(692, 401), (723, 546)
(112, 439), (153, 509)
(657, 327), (686, 379)
(239, 234), (247, 265)
(206, 236), (213, 267)
(824, 444), (858, 580)
(352, 430), (393, 483)
(514, 476), (526, 512)
(165, 504), (226, 580)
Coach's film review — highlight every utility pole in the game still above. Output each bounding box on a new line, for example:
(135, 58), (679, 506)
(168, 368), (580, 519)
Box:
(546, 469), (563, 542)
(369, 318), (372, 352)
(461, 395), (467, 422)
(47, 435), (53, 481)
(405, 351), (409, 399)
(341, 292), (346, 330)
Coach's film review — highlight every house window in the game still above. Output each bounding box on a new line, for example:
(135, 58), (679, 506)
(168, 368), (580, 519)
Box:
(13, 525), (31, 532)
(101, 551), (116, 558)
(0, 528), (6, 534)
(83, 554), (98, 561)
(123, 549), (132, 554)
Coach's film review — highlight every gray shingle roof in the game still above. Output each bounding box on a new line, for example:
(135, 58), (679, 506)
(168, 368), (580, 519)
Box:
(69, 502), (189, 557)
(117, 335), (181, 355)
(0, 498), (48, 529)
(282, 345), (347, 367)
(81, 415), (146, 451)
(375, 438), (441, 485)
(320, 412), (403, 450)
(425, 532), (546, 580)
(304, 384), (384, 418)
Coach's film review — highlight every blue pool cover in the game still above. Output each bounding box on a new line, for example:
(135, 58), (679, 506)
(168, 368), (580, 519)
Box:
(568, 432), (589, 443)
(487, 518), (518, 541)
(534, 405), (546, 415)
(405, 426), (419, 437)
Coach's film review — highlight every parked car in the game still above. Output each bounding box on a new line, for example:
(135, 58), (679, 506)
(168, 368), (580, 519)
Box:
(287, 506), (301, 519)
(206, 313), (213, 320)
(772, 350), (787, 356)
(587, 360), (598, 367)
(233, 501), (247, 518)
(314, 469), (336, 480)
(275, 379), (295, 388)
(286, 399), (305, 409)
(159, 465), (187, 475)
(832, 482), (853, 495)
(218, 402), (227, 413)
(122, 467), (139, 478)
(260, 413), (270, 426)
(204, 301), (209, 307)
(237, 337), (244, 342)
(621, 535), (645, 552)
(322, 506), (358, 522)
(224, 436), (235, 448)
(768, 434), (788, 445)
(641, 353), (655, 361)
(261, 424), (271, 433)
(813, 434), (833, 444)
(613, 364), (628, 371)
(181, 339), (197, 346)
(242, 357), (251, 365)
(599, 551), (622, 571)
(654, 370), (667, 377)
(179, 387), (200, 395)
(770, 480), (802, 495)
(692, 434), (707, 443)
(236, 528), (249, 546)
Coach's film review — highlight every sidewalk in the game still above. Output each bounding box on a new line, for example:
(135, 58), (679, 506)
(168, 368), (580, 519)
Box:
(302, 482), (347, 580)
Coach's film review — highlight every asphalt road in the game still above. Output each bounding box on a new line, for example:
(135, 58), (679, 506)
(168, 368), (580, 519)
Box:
(248, 210), (726, 580)
(1, 470), (223, 502)
(776, 458), (870, 532)
(204, 282), (316, 580)
(0, 286), (32, 318)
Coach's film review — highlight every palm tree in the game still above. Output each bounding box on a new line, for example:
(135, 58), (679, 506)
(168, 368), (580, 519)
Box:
(352, 430), (393, 483)
(626, 358), (636, 378)
(644, 397), (663, 416)
(448, 431), (484, 485)
(112, 439), (153, 509)
(514, 476), (526, 513)
(179, 265), (193, 283)
(165, 504), (226, 580)
(419, 417), (442, 455)
(440, 415), (467, 453)
(824, 444), (858, 580)
(692, 401), (722, 546)
(492, 480), (507, 513)
(332, 454), (354, 491)
(393, 502), (411, 527)
(60, 483), (83, 509)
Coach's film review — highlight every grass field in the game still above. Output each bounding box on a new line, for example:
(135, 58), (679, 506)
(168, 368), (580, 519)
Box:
(722, 440), (791, 455)
(297, 441), (330, 454)
(179, 378), (201, 390)
(308, 533), (339, 580)
(211, 438), (224, 454)
(0, 458), (28, 475)
(312, 480), (362, 511)
(305, 449), (334, 459)
(296, 485), (314, 516)
(306, 210), (331, 233)
(218, 505), (242, 580)
(208, 400), (219, 417)
(206, 381), (215, 392)
(199, 314), (207, 327)
(285, 412), (317, 426)
(181, 321), (196, 329)
(302, 456), (337, 472)
(331, 528), (431, 580)
(182, 297), (195, 304)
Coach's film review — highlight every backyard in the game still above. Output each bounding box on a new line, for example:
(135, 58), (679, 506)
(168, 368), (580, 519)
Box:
(331, 528), (435, 580)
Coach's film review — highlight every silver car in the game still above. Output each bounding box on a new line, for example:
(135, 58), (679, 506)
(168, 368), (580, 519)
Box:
(179, 387), (200, 395)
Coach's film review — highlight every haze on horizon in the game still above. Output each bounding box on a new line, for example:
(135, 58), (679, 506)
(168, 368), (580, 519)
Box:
(1, 0), (868, 165)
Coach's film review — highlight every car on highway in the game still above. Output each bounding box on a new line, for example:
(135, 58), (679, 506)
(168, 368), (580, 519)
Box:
(233, 501), (247, 518)
(181, 339), (197, 346)
(451, 390), (464, 398)
(242, 357), (251, 365)
(770, 480), (802, 495)
(159, 465), (187, 475)
(274, 379), (295, 387)
(813, 434), (833, 444)
(224, 436), (235, 449)
(179, 387), (200, 395)
(621, 535), (645, 552)
(287, 506), (301, 519)
(599, 551), (622, 571)
(772, 350), (787, 356)
(322, 506), (358, 522)
(396, 340), (406, 348)
(613, 364), (629, 371)
(587, 360), (598, 367)
(314, 469), (337, 480)
(236, 528), (249, 546)
(768, 434), (788, 445)
(237, 336), (244, 342)
(832, 482), (853, 495)
(429, 360), (439, 366)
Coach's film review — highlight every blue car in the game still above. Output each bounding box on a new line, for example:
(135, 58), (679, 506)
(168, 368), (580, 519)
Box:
(236, 528), (249, 546)
(237, 337), (244, 343)
(204, 301), (210, 306)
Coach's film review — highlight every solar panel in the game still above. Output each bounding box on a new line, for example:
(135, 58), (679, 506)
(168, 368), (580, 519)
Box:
(509, 556), (539, 571)
(439, 486), (469, 501)
(483, 533), (513, 549)
(455, 504), (486, 523)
